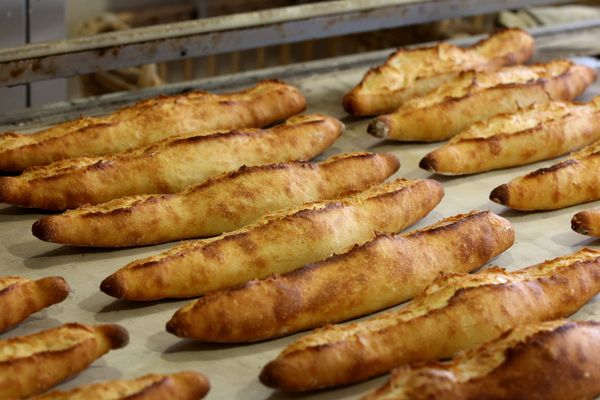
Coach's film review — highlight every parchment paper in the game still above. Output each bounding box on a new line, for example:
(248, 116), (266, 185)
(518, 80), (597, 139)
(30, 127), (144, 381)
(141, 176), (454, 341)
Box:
(1, 60), (599, 400)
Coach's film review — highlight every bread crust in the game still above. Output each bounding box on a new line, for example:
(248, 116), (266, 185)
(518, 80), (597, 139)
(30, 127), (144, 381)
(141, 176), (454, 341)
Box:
(0, 114), (342, 210)
(0, 80), (306, 172)
(100, 178), (444, 300)
(0, 276), (69, 333)
(490, 138), (600, 210)
(0, 322), (129, 398)
(32, 370), (210, 400)
(365, 320), (600, 400)
(166, 211), (514, 342)
(420, 98), (600, 175)
(367, 61), (596, 142)
(572, 208), (600, 237)
(259, 247), (600, 391)
(31, 152), (399, 247)
(343, 29), (533, 116)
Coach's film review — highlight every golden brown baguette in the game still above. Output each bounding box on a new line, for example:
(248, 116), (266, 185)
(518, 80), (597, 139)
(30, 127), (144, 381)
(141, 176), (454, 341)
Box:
(0, 80), (306, 172)
(31, 152), (399, 247)
(260, 247), (600, 391)
(490, 138), (600, 210)
(101, 178), (444, 301)
(0, 322), (129, 399)
(367, 60), (596, 142)
(343, 29), (533, 116)
(0, 114), (342, 210)
(420, 97), (600, 175)
(365, 320), (600, 400)
(572, 208), (600, 237)
(166, 211), (514, 342)
(32, 371), (210, 400)
(0, 276), (69, 333)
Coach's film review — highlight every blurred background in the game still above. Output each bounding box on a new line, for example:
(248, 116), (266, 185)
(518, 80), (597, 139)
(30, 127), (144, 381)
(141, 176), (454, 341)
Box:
(1, 0), (599, 111)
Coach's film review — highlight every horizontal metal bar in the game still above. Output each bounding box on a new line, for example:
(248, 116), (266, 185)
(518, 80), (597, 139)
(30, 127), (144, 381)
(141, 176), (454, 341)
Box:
(2, 18), (599, 130)
(0, 0), (567, 61)
(0, 0), (437, 60)
(0, 0), (567, 87)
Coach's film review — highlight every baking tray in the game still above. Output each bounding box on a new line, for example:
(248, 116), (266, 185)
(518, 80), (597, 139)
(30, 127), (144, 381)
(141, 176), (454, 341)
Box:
(2, 35), (600, 400)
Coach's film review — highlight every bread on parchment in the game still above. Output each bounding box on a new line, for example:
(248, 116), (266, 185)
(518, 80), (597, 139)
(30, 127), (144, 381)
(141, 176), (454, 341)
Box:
(367, 60), (596, 142)
(365, 320), (600, 400)
(166, 211), (513, 342)
(0, 80), (306, 172)
(420, 97), (600, 175)
(0, 322), (128, 399)
(101, 178), (444, 301)
(0, 114), (342, 210)
(260, 247), (600, 391)
(0, 276), (69, 333)
(31, 152), (399, 247)
(343, 29), (533, 116)
(32, 371), (210, 400)
(572, 208), (600, 237)
(490, 138), (600, 210)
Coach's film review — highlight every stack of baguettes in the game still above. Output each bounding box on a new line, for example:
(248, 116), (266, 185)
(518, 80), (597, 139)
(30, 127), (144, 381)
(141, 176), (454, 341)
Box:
(346, 27), (600, 239)
(0, 315), (210, 399)
(2, 28), (600, 400)
(259, 247), (600, 398)
(226, 29), (600, 399)
(0, 276), (210, 399)
(0, 275), (210, 399)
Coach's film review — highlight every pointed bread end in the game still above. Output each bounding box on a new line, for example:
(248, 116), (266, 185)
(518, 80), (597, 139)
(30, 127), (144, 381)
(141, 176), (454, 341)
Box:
(367, 117), (391, 139)
(490, 184), (510, 206)
(96, 323), (129, 349)
(100, 274), (126, 299)
(419, 153), (438, 173)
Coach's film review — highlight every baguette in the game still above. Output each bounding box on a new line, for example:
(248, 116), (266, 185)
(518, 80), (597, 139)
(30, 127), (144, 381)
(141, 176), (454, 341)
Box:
(365, 320), (600, 400)
(0, 276), (69, 333)
(420, 97), (600, 175)
(101, 178), (444, 301)
(260, 247), (600, 391)
(572, 208), (600, 237)
(167, 210), (514, 342)
(31, 152), (399, 247)
(32, 371), (210, 400)
(0, 114), (342, 210)
(0, 322), (129, 399)
(490, 138), (600, 210)
(0, 80), (306, 172)
(367, 60), (596, 142)
(343, 29), (533, 116)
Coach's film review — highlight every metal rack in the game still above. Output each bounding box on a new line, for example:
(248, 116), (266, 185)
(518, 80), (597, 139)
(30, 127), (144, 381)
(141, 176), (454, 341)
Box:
(1, 17), (599, 129)
(0, 0), (569, 86)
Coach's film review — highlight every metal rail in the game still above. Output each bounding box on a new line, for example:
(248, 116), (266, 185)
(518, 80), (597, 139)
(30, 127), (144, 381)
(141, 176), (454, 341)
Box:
(1, 18), (599, 130)
(0, 0), (568, 86)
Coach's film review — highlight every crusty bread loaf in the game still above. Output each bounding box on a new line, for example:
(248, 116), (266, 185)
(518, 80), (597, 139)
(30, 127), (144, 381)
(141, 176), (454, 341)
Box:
(0, 276), (69, 333)
(343, 29), (533, 116)
(0, 322), (129, 398)
(365, 320), (600, 400)
(0, 80), (306, 172)
(367, 61), (596, 142)
(101, 178), (444, 301)
(31, 152), (399, 247)
(166, 211), (514, 342)
(420, 97), (600, 175)
(572, 208), (600, 237)
(0, 114), (342, 210)
(260, 247), (600, 391)
(490, 138), (600, 210)
(32, 371), (210, 400)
